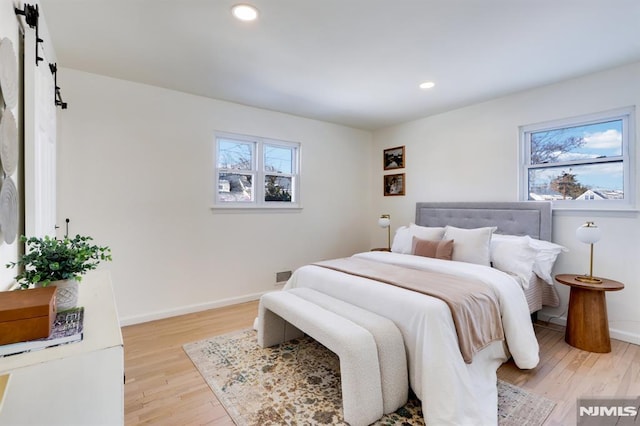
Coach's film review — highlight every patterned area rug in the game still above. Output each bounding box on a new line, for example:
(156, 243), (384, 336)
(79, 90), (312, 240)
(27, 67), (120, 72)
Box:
(183, 329), (555, 425)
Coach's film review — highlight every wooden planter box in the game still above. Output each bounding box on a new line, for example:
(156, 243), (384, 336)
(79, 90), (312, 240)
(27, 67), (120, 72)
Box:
(0, 287), (56, 345)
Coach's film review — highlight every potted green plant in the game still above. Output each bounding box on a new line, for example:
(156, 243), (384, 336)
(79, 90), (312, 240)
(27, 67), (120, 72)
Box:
(7, 234), (112, 310)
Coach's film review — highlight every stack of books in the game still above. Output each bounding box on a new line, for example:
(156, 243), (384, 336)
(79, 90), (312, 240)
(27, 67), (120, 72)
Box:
(0, 307), (84, 357)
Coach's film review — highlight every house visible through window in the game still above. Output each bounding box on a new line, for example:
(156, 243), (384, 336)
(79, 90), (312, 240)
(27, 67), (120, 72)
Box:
(520, 107), (635, 209)
(214, 132), (300, 208)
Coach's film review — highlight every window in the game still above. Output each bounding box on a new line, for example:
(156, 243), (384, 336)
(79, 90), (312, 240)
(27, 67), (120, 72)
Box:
(520, 107), (635, 209)
(214, 132), (300, 208)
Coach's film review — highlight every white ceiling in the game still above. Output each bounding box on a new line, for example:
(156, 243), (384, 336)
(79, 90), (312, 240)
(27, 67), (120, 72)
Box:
(39, 0), (640, 130)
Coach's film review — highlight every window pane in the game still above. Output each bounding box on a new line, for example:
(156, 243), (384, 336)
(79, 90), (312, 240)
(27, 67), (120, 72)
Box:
(530, 120), (623, 165)
(528, 162), (623, 200)
(264, 145), (293, 174)
(218, 139), (253, 170)
(218, 173), (254, 202)
(264, 175), (292, 202)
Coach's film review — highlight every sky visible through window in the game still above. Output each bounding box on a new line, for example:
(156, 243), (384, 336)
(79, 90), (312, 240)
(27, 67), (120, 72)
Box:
(218, 139), (293, 174)
(530, 120), (623, 193)
(216, 136), (298, 205)
(218, 139), (252, 170)
(265, 145), (293, 174)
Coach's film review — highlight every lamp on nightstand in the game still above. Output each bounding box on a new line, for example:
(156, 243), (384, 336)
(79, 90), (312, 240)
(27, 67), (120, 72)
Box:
(575, 221), (602, 284)
(378, 214), (391, 251)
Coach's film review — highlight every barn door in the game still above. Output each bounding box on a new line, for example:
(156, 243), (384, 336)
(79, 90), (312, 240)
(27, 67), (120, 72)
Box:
(23, 28), (57, 238)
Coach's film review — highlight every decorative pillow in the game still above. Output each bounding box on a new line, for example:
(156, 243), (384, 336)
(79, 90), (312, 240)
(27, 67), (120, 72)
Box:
(443, 226), (496, 266)
(412, 237), (454, 260)
(391, 224), (445, 254)
(490, 235), (537, 288)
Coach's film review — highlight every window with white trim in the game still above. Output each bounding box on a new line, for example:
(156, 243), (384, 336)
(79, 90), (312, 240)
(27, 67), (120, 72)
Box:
(214, 132), (301, 208)
(520, 107), (635, 209)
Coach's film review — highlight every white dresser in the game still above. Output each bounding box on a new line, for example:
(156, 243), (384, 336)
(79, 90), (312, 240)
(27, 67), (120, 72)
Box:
(0, 271), (124, 425)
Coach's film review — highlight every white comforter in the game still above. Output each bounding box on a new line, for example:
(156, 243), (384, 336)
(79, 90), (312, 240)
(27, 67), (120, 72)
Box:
(283, 251), (539, 426)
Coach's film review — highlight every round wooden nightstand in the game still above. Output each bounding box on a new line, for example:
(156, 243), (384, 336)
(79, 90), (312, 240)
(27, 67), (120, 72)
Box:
(554, 274), (624, 353)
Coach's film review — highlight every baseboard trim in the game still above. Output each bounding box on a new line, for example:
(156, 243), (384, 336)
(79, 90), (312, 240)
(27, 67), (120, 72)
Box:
(537, 312), (640, 346)
(119, 291), (269, 326)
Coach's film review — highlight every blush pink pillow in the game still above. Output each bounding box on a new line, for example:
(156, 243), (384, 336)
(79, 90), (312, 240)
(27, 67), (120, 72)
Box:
(412, 237), (454, 260)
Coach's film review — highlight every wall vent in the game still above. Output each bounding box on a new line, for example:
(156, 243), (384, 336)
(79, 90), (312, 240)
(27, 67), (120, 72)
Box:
(276, 271), (292, 283)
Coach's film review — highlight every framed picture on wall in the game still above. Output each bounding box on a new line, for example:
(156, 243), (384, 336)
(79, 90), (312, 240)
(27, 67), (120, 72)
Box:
(383, 146), (405, 170)
(383, 173), (405, 196)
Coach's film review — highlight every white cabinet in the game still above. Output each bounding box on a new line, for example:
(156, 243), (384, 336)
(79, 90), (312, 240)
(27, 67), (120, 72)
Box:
(0, 271), (124, 425)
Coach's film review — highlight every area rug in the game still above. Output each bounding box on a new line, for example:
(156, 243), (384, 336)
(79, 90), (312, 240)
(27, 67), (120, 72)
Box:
(183, 329), (555, 425)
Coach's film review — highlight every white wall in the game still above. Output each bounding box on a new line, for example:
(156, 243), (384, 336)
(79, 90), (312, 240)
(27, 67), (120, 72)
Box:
(371, 61), (640, 344)
(56, 68), (372, 324)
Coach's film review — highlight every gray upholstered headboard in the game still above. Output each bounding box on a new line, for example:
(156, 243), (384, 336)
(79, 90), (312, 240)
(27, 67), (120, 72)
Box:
(415, 202), (552, 241)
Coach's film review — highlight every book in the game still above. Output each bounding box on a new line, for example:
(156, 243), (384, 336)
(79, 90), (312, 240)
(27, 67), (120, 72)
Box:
(0, 307), (84, 357)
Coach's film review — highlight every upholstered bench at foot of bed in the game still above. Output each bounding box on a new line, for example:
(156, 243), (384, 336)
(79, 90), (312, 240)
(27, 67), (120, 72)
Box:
(287, 288), (408, 414)
(258, 289), (408, 426)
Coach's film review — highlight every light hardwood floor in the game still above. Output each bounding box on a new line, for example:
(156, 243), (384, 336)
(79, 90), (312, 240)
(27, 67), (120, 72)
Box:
(122, 301), (640, 425)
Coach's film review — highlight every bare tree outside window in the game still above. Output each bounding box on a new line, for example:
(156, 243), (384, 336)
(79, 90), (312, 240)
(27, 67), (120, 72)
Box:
(218, 140), (252, 170)
(522, 112), (630, 205)
(215, 134), (300, 207)
(530, 130), (585, 165)
(217, 139), (255, 202)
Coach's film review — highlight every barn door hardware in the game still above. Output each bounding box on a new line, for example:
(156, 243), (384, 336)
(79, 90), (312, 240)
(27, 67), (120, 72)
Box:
(49, 63), (68, 109)
(15, 3), (44, 65)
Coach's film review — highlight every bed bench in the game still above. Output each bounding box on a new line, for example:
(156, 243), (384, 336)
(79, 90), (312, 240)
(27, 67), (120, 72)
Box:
(258, 288), (408, 426)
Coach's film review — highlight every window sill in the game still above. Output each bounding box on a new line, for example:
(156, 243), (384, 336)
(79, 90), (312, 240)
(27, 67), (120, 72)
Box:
(552, 207), (639, 218)
(211, 205), (303, 213)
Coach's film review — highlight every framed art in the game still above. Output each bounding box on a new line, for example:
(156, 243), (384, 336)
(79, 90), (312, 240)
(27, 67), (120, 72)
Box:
(383, 146), (405, 170)
(383, 173), (405, 196)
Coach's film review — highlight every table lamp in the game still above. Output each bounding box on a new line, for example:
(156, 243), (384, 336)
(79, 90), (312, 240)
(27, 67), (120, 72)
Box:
(378, 214), (391, 251)
(575, 221), (602, 283)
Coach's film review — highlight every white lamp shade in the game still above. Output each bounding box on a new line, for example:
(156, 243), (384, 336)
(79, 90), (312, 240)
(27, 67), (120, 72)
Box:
(576, 222), (601, 244)
(378, 216), (390, 228)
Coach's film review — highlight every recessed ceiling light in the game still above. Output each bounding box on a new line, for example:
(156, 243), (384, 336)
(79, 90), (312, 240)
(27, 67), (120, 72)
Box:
(232, 4), (259, 21)
(419, 81), (435, 89)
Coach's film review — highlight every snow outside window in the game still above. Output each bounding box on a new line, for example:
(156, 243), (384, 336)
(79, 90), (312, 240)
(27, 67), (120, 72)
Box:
(519, 107), (635, 210)
(214, 132), (301, 209)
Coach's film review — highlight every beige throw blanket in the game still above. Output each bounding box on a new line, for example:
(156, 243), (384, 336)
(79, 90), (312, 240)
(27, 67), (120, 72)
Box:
(313, 257), (504, 363)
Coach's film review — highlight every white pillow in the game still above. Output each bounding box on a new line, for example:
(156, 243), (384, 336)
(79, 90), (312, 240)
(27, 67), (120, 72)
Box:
(443, 226), (496, 266)
(527, 238), (568, 285)
(409, 223), (446, 240)
(490, 235), (537, 288)
(390, 226), (411, 253)
(391, 224), (445, 254)
(492, 234), (567, 285)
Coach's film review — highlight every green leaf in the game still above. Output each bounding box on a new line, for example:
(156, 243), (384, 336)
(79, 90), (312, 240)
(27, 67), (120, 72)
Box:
(6, 234), (112, 288)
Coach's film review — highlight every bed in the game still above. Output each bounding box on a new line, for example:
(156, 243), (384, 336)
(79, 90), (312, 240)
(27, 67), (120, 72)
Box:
(414, 201), (560, 314)
(282, 201), (563, 425)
